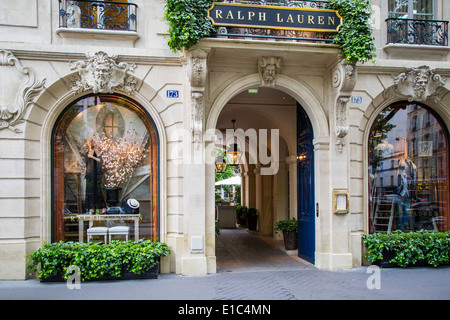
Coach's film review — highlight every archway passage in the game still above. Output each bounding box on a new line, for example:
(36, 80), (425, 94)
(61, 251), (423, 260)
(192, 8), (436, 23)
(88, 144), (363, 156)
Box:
(214, 87), (315, 268)
(51, 93), (159, 242)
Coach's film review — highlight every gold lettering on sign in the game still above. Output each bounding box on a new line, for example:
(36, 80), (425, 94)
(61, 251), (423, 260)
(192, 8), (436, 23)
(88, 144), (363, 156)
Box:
(297, 14), (304, 23)
(318, 16), (324, 25)
(286, 14), (294, 23)
(277, 13), (283, 22)
(308, 15), (314, 24)
(226, 10), (234, 20)
(237, 11), (244, 20)
(259, 12), (266, 21)
(328, 16), (335, 25)
(215, 10), (223, 19)
(248, 11), (255, 20)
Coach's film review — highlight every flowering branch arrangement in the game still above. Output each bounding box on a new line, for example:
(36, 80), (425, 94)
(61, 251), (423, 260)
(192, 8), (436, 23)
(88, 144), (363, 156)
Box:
(87, 129), (146, 188)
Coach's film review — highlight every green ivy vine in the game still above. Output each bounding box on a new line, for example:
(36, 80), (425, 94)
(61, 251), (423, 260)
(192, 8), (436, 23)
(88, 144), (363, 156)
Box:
(163, 0), (376, 63)
(326, 0), (377, 63)
(163, 0), (217, 52)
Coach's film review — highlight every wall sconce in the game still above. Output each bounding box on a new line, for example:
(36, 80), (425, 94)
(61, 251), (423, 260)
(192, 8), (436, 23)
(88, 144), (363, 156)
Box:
(333, 189), (349, 214)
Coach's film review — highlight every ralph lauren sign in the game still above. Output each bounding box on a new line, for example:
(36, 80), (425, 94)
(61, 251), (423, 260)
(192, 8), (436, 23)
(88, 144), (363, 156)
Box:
(207, 3), (342, 32)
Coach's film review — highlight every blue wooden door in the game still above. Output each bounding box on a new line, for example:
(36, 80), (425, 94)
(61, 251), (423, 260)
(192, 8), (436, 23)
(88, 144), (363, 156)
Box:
(297, 104), (315, 263)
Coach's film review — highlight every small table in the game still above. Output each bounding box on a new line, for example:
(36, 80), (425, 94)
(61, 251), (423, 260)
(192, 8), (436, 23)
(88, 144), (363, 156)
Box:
(75, 214), (141, 242)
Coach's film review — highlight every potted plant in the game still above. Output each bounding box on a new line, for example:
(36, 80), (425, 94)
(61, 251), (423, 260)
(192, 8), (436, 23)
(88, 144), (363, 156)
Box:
(274, 218), (298, 250)
(27, 239), (171, 282)
(247, 208), (258, 231)
(236, 205), (248, 227)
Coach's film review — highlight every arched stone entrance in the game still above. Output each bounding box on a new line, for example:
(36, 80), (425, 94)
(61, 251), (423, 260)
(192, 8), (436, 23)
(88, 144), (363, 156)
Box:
(206, 74), (330, 270)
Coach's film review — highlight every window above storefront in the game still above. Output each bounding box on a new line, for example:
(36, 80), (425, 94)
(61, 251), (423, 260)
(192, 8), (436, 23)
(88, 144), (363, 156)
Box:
(58, 0), (137, 31)
(386, 0), (448, 46)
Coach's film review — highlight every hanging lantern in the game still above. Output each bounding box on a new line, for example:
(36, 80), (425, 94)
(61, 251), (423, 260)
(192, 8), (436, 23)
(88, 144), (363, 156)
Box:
(215, 155), (227, 173)
(226, 142), (241, 166)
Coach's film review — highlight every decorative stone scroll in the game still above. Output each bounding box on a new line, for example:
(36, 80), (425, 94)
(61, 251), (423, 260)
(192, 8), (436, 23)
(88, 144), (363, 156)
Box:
(332, 60), (357, 153)
(0, 50), (46, 133)
(386, 65), (447, 103)
(258, 56), (282, 87)
(69, 51), (137, 95)
(335, 97), (350, 153)
(187, 49), (208, 150)
(191, 92), (204, 150)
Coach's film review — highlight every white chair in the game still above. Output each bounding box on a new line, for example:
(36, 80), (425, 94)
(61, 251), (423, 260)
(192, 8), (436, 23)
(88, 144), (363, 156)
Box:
(108, 226), (130, 243)
(87, 226), (108, 243)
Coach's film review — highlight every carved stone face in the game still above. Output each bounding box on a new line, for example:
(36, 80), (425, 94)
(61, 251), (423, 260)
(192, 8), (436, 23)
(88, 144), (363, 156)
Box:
(93, 59), (113, 89)
(413, 68), (430, 97)
(262, 64), (277, 85)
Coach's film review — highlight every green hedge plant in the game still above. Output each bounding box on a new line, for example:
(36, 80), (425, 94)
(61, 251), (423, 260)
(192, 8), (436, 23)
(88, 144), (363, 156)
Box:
(362, 230), (450, 267)
(27, 239), (171, 281)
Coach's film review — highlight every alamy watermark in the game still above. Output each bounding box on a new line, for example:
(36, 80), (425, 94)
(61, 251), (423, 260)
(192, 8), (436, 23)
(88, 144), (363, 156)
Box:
(170, 128), (281, 175)
(66, 265), (81, 290)
(366, 265), (381, 290)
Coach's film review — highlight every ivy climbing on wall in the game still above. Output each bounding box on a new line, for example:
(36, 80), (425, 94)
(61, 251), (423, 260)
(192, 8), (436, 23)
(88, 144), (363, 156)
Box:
(163, 0), (376, 63)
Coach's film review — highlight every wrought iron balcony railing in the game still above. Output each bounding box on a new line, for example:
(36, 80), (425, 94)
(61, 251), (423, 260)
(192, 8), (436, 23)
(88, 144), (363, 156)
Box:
(209, 0), (333, 43)
(386, 18), (448, 46)
(59, 0), (137, 32)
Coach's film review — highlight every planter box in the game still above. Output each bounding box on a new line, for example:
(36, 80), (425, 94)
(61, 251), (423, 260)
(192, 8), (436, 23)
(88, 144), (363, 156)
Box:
(40, 263), (159, 282)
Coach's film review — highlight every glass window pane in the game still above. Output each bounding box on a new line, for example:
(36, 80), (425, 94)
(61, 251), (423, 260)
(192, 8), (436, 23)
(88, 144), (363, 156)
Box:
(414, 0), (433, 19)
(389, 0), (409, 18)
(53, 95), (159, 242)
(369, 103), (449, 233)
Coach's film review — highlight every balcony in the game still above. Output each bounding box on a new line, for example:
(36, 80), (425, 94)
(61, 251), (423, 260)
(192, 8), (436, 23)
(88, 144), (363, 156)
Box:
(209, 0), (333, 43)
(58, 0), (138, 32)
(386, 18), (448, 46)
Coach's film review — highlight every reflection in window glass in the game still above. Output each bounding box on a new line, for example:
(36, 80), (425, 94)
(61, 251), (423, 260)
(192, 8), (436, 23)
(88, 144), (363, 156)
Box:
(53, 95), (159, 242)
(388, 0), (434, 19)
(369, 103), (449, 233)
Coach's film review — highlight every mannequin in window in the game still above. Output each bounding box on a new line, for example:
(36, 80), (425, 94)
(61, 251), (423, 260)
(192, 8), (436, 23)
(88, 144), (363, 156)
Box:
(397, 158), (417, 230)
(85, 138), (104, 212)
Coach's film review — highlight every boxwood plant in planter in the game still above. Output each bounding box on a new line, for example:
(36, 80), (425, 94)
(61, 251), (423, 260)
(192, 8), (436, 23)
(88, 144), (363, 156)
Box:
(362, 230), (450, 268)
(274, 218), (298, 250)
(27, 239), (171, 282)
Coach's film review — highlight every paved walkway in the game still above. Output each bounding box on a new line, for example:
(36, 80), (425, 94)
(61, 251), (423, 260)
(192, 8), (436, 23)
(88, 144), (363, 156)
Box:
(1, 228), (450, 301)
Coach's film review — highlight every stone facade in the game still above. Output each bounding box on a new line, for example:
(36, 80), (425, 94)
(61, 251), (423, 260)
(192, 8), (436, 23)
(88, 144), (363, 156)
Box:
(0, 0), (449, 279)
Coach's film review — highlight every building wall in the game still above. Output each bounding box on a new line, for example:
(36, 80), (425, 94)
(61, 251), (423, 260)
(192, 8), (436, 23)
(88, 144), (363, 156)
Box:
(0, 0), (449, 279)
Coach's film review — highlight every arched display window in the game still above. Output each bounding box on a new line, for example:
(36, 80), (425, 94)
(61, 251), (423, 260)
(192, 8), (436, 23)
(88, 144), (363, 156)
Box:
(368, 102), (449, 233)
(52, 94), (159, 242)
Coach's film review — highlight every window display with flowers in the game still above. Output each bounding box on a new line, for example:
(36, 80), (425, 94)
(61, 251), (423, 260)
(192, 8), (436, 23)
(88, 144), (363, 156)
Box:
(52, 94), (159, 242)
